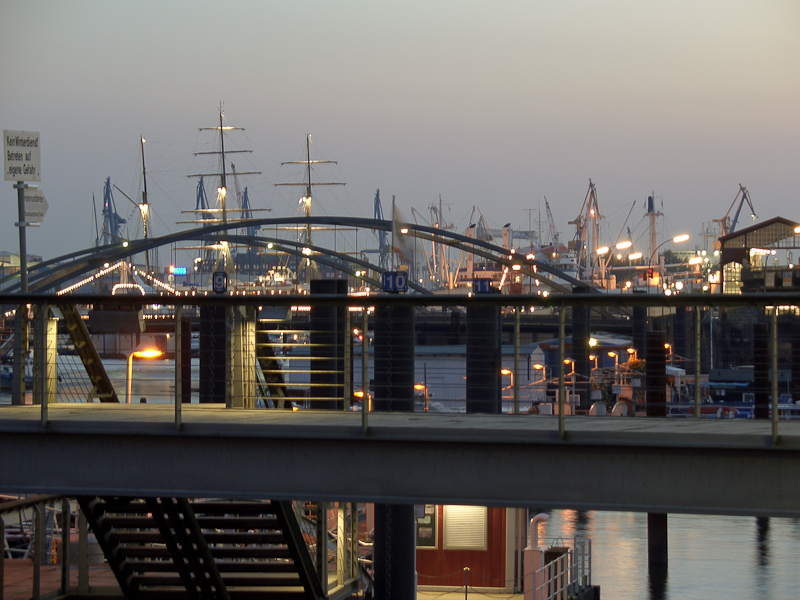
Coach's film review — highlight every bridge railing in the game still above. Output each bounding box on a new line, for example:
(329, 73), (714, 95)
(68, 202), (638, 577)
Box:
(2, 291), (799, 441)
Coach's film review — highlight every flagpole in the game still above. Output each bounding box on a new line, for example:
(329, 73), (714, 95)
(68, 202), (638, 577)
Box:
(391, 195), (396, 270)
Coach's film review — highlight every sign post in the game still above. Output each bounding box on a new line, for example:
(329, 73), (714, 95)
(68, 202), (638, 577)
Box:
(5, 130), (40, 407)
(4, 129), (42, 293)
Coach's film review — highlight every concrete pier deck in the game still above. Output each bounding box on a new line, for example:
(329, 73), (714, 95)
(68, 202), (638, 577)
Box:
(1, 404), (799, 516)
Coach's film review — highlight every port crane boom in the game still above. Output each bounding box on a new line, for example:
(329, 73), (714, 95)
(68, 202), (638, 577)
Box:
(713, 184), (757, 237)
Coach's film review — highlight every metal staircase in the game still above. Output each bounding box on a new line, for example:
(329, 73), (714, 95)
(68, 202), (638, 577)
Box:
(76, 497), (326, 600)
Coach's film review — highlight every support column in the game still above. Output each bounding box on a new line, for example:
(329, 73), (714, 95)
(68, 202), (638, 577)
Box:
(632, 290), (647, 358)
(373, 504), (416, 600)
(466, 303), (501, 413)
(199, 305), (226, 403)
(572, 286), (592, 411)
(647, 513), (668, 598)
(373, 303), (416, 600)
(228, 305), (256, 408)
(373, 305), (415, 412)
(33, 306), (58, 410)
(646, 331), (667, 417)
(753, 322), (769, 419)
(674, 307), (687, 365)
(179, 312), (192, 404)
(792, 320), (800, 402)
(12, 306), (28, 405)
(310, 279), (347, 409)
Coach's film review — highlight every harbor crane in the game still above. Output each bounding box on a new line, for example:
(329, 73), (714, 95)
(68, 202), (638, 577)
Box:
(713, 184), (757, 237)
(544, 197), (560, 245)
(99, 177), (126, 247)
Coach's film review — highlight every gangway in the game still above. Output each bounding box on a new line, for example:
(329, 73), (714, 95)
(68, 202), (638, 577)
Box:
(59, 304), (119, 402)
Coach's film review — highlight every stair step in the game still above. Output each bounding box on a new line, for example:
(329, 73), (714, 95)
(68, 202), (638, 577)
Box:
(117, 531), (286, 545)
(194, 516), (280, 530)
(138, 574), (302, 587)
(189, 501), (277, 515)
(138, 589), (308, 600)
(123, 546), (292, 560)
(129, 560), (297, 573)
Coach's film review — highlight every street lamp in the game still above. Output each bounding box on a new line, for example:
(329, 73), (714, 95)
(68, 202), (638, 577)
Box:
(414, 383), (429, 412)
(608, 351), (619, 384)
(501, 368), (514, 412)
(563, 359), (576, 404)
(648, 233), (691, 287)
(533, 363), (547, 384)
(126, 348), (163, 404)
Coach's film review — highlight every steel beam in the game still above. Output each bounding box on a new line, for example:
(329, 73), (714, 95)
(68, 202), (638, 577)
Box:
(1, 411), (800, 517)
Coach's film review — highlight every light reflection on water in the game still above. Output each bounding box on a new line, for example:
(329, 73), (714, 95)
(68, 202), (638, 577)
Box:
(541, 510), (800, 600)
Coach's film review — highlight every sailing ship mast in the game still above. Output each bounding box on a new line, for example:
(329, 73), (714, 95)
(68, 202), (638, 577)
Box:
(275, 134), (345, 284)
(140, 136), (151, 272)
(185, 105), (263, 277)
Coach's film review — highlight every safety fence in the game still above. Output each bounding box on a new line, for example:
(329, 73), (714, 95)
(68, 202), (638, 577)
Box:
(2, 291), (800, 440)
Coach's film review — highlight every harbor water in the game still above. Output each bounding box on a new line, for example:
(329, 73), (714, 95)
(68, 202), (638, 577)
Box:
(541, 509), (800, 600)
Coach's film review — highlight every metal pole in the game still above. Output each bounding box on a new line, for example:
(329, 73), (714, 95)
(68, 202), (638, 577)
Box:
(175, 305), (183, 430)
(316, 502), (327, 593)
(0, 515), (5, 600)
(514, 307), (520, 415)
(424, 363), (428, 412)
(344, 310), (351, 410)
(362, 310), (369, 434)
(350, 502), (358, 579)
(558, 308), (566, 440)
(12, 306), (27, 406)
(694, 306), (701, 418)
(38, 303), (48, 428)
(15, 181), (28, 293)
(337, 503), (345, 586)
(33, 502), (43, 600)
(78, 509), (88, 595)
(771, 309), (779, 445)
(61, 498), (70, 596)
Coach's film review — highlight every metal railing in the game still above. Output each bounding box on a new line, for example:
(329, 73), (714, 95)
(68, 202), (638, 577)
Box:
(2, 291), (799, 443)
(527, 536), (592, 600)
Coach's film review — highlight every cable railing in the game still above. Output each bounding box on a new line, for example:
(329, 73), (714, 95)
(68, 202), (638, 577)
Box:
(2, 291), (799, 442)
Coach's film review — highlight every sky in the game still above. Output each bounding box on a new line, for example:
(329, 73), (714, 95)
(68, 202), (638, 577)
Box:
(1, 0), (799, 263)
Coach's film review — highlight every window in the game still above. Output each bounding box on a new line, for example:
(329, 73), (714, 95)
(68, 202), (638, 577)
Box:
(443, 505), (487, 551)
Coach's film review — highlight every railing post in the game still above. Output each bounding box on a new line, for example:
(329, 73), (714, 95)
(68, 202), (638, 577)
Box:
(316, 502), (327, 595)
(35, 302), (48, 428)
(362, 309), (369, 434)
(694, 306), (702, 419)
(344, 309), (351, 410)
(337, 503), (345, 586)
(514, 306), (520, 415)
(771, 309), (779, 445)
(61, 498), (70, 597)
(350, 502), (358, 579)
(78, 506), (88, 595)
(175, 304), (183, 430)
(0, 514), (5, 600)
(558, 307), (566, 440)
(33, 502), (44, 600)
